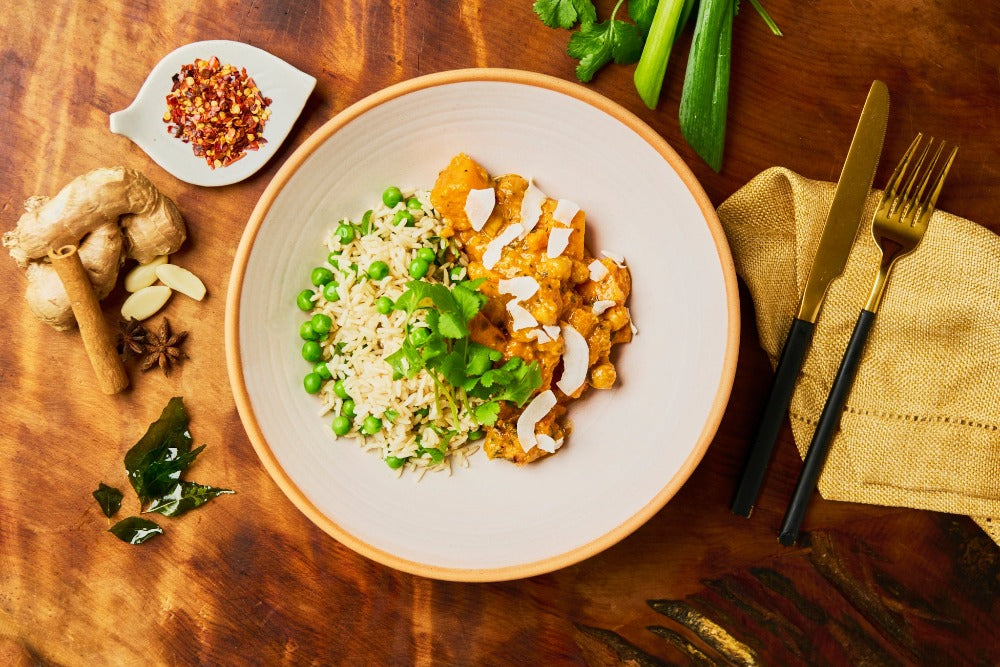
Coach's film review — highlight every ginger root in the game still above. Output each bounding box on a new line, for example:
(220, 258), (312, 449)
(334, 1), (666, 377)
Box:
(3, 167), (186, 330)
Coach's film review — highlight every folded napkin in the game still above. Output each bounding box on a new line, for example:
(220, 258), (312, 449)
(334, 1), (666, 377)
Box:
(718, 167), (1000, 546)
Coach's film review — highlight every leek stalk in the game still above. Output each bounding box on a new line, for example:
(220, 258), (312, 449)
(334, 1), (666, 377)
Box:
(678, 0), (734, 171)
(633, 0), (687, 109)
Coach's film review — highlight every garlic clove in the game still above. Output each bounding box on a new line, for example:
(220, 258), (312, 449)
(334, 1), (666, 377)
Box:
(123, 255), (168, 292)
(121, 285), (172, 321)
(155, 264), (206, 301)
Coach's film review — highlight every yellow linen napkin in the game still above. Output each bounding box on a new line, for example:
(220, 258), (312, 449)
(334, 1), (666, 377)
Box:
(717, 167), (1000, 546)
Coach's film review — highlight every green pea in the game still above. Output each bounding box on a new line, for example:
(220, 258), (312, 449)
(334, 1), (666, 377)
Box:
(302, 340), (323, 362)
(367, 260), (389, 280)
(327, 252), (341, 268)
(341, 399), (356, 417)
(385, 455), (406, 469)
(406, 197), (422, 210)
(393, 210), (415, 227)
(333, 379), (350, 400)
(408, 258), (429, 279)
(313, 361), (332, 380)
(467, 429), (485, 441)
(303, 372), (322, 394)
(311, 267), (334, 286)
(311, 313), (333, 335)
(382, 186), (403, 208)
(375, 296), (393, 314)
(323, 282), (340, 302)
(332, 415), (351, 436)
(299, 321), (319, 341)
(448, 266), (465, 281)
(335, 223), (355, 245)
(416, 247), (437, 264)
(296, 289), (314, 311)
(359, 209), (374, 235)
(408, 326), (431, 346)
(361, 415), (383, 435)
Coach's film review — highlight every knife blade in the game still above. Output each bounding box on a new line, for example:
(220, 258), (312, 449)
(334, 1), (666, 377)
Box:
(731, 80), (889, 518)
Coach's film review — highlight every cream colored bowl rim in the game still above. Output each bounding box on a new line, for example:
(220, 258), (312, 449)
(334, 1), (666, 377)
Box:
(225, 68), (740, 582)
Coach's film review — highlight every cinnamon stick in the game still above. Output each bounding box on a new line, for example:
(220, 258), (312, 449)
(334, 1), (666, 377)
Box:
(48, 245), (129, 395)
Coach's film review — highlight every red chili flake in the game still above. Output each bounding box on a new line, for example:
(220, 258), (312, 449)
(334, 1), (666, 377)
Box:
(163, 56), (274, 169)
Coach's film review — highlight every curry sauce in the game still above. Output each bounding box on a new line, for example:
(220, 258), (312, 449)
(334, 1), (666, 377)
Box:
(430, 154), (633, 463)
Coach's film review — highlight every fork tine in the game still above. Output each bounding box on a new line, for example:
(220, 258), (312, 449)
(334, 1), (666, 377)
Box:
(923, 145), (959, 214)
(895, 137), (932, 216)
(904, 140), (945, 225)
(883, 133), (923, 206)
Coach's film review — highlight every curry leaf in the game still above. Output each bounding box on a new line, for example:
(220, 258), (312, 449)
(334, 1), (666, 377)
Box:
(124, 396), (201, 503)
(109, 516), (163, 544)
(144, 482), (235, 518)
(92, 483), (124, 519)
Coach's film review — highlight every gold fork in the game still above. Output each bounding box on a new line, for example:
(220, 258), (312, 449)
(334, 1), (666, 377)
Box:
(778, 134), (958, 546)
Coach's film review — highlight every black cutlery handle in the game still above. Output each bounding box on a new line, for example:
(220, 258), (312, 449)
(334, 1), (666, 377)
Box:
(778, 309), (876, 546)
(731, 317), (815, 517)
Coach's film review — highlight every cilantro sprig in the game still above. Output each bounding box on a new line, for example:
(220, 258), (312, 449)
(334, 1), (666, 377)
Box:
(385, 279), (542, 431)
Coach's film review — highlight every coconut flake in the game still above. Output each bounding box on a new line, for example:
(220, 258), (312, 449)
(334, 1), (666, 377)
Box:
(536, 434), (564, 454)
(601, 250), (626, 267)
(546, 227), (573, 259)
(552, 199), (580, 225)
(464, 188), (496, 232)
(506, 301), (538, 331)
(517, 390), (556, 452)
(482, 223), (524, 270)
(589, 259), (609, 282)
(592, 300), (616, 315)
(519, 180), (547, 236)
(525, 328), (552, 344)
(542, 324), (561, 340)
(627, 307), (638, 335)
(556, 324), (589, 395)
(498, 276), (539, 302)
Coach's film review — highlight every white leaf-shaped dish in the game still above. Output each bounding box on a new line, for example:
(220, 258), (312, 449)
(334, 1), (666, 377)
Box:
(110, 40), (316, 187)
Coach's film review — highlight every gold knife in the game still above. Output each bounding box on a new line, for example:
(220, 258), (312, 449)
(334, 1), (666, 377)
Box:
(731, 80), (889, 517)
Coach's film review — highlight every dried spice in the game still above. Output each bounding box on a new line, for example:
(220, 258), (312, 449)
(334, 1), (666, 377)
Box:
(163, 56), (273, 169)
(140, 318), (189, 375)
(117, 317), (149, 360)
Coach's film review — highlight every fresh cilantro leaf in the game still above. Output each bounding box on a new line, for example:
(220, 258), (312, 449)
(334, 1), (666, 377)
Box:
(629, 0), (658, 37)
(93, 482), (123, 519)
(466, 343), (500, 377)
(436, 351), (469, 388)
(144, 481), (235, 518)
(533, 0), (597, 29)
(393, 281), (432, 315)
(416, 446), (445, 463)
(423, 309), (440, 335)
(438, 311), (468, 339)
(419, 334), (446, 363)
(452, 283), (487, 322)
(427, 283), (460, 316)
(463, 277), (488, 291)
(498, 361), (544, 407)
(473, 401), (501, 426)
(479, 368), (511, 390)
(567, 0), (644, 82)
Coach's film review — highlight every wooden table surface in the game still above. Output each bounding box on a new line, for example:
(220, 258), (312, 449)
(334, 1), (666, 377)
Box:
(2, 1), (998, 664)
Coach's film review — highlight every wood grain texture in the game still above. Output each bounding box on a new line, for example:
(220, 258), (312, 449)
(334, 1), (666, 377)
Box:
(1, 0), (998, 663)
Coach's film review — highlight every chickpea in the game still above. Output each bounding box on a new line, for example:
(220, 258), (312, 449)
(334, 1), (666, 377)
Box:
(591, 363), (617, 389)
(604, 305), (630, 331)
(570, 260), (590, 284)
(539, 255), (572, 281)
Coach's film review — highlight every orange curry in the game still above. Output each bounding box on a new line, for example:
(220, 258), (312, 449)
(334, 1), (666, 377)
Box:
(430, 154), (633, 463)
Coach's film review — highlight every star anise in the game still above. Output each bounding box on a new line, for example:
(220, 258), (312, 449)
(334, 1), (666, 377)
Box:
(140, 318), (189, 376)
(117, 318), (149, 360)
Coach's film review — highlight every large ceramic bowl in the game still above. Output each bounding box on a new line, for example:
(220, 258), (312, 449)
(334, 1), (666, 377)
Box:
(226, 69), (739, 581)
